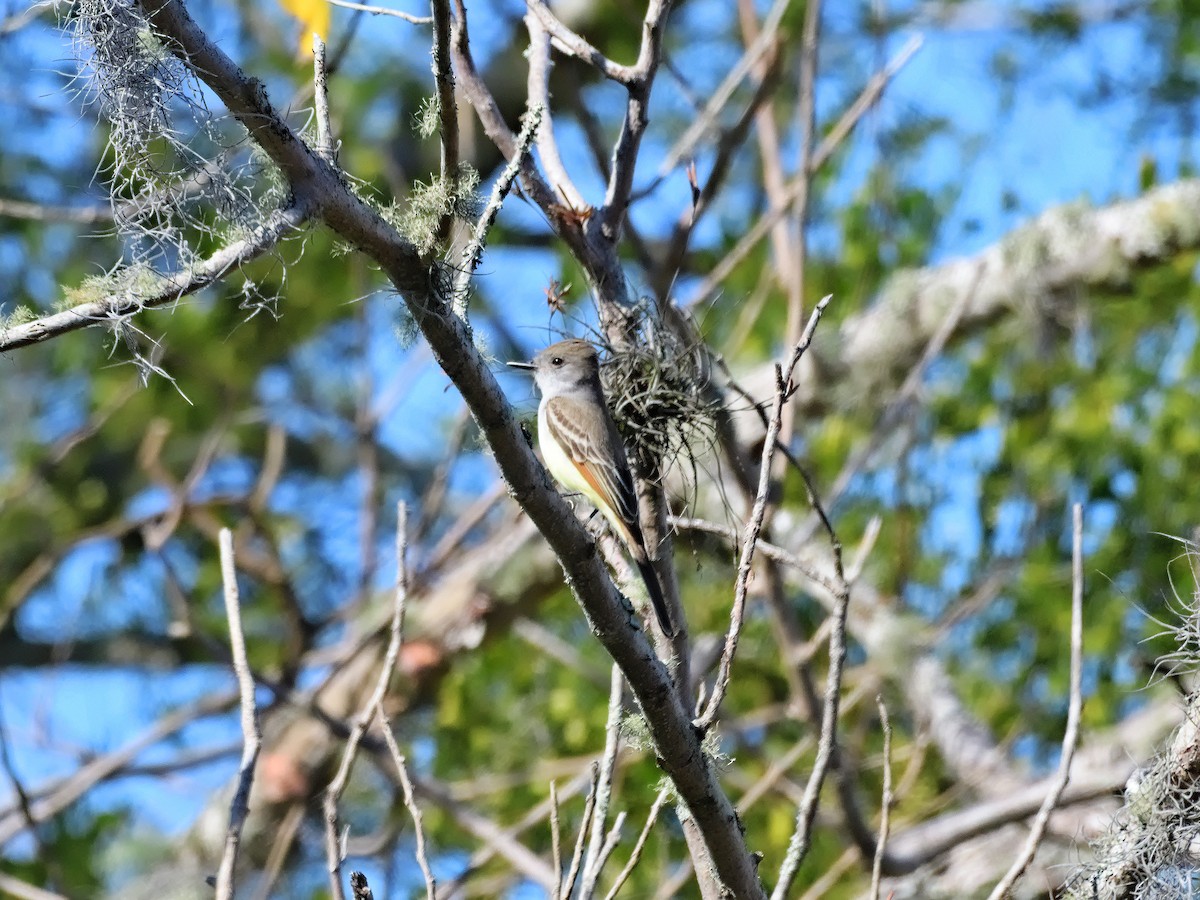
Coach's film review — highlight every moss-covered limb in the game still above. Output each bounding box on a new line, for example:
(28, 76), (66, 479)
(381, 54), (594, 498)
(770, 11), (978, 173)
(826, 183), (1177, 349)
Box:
(128, 3), (768, 895)
(0, 205), (309, 353)
(829, 180), (1200, 408)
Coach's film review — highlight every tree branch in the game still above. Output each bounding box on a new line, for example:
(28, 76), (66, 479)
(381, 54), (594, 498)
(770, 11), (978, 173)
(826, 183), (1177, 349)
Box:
(325, 0), (432, 24)
(596, 0), (673, 236)
(687, 34), (923, 310)
(431, 0), (459, 242)
(0, 204), (307, 353)
(524, 0), (636, 85)
(214, 528), (262, 900)
(323, 504), (411, 900)
(986, 504), (1085, 900)
(696, 297), (831, 731)
(453, 104), (542, 320)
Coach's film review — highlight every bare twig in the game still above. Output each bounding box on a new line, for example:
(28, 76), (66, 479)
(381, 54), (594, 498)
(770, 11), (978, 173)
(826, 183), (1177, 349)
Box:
(215, 528), (263, 900)
(696, 296), (831, 731)
(249, 424), (287, 512)
(376, 703), (437, 899)
(324, 503), (411, 900)
(452, 104), (543, 320)
(562, 763), (600, 899)
(669, 515), (840, 597)
(551, 781), (564, 898)
(795, 848), (859, 900)
(592, 812), (628, 887)
(0, 690), (239, 842)
(771, 416), (853, 899)
(604, 789), (668, 900)
(736, 735), (814, 814)
(439, 768), (595, 899)
(325, 0), (432, 24)
(525, 13), (585, 210)
(313, 34), (336, 163)
(649, 53), (783, 302)
(423, 481), (508, 572)
(450, 0), (559, 216)
(580, 665), (624, 895)
(525, 0), (635, 84)
(0, 688), (42, 858)
(986, 504), (1085, 900)
(845, 516), (883, 584)
(598, 0), (674, 234)
(252, 802), (306, 900)
(655, 0), (790, 178)
(800, 261), (984, 532)
(869, 697), (894, 900)
(431, 0), (458, 243)
(514, 617), (610, 687)
(415, 773), (560, 891)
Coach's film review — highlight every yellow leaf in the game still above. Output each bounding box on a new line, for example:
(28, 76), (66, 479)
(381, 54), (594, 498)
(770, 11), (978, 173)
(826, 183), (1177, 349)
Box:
(278, 0), (330, 58)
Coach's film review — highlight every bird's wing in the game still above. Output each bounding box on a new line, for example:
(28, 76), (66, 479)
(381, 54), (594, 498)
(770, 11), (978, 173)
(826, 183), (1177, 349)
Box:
(542, 395), (640, 531)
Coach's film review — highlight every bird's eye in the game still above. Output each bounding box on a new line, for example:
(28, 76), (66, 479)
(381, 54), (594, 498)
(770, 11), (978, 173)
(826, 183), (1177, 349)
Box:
(551, 356), (564, 366)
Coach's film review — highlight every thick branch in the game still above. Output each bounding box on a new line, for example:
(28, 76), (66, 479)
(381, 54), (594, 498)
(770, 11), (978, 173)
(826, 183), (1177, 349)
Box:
(722, 178), (1200, 439)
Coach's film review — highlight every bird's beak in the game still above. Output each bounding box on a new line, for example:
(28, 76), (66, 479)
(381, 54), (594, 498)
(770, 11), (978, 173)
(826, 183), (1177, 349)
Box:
(506, 360), (535, 371)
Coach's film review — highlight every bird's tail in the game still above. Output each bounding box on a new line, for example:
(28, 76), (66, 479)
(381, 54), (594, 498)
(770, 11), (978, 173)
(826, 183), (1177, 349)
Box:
(635, 556), (676, 638)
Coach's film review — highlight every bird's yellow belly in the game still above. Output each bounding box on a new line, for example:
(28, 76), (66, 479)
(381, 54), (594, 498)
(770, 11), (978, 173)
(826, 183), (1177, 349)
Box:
(538, 404), (612, 525)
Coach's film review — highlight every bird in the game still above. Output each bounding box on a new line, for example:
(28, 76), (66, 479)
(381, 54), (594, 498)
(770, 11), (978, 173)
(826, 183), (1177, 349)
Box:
(508, 339), (675, 636)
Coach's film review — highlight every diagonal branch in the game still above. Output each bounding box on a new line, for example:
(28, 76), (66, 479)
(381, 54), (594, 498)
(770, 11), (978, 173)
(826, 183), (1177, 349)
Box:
(453, 103), (542, 320)
(580, 665), (624, 895)
(525, 12), (585, 210)
(695, 297), (831, 732)
(985, 503), (1085, 900)
(431, 0), (459, 243)
(451, 0), (560, 215)
(687, 33), (923, 309)
(654, 0), (790, 179)
(376, 703), (437, 899)
(524, 0), (635, 84)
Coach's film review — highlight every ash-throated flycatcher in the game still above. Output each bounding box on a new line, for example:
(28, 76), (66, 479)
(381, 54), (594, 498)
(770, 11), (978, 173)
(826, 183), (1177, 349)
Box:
(509, 339), (674, 636)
